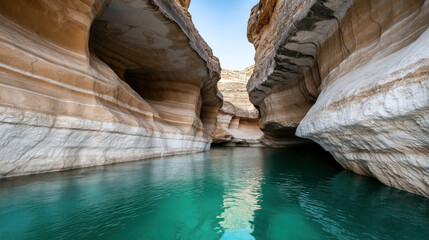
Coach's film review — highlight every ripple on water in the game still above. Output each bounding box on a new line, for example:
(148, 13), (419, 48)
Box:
(0, 147), (428, 240)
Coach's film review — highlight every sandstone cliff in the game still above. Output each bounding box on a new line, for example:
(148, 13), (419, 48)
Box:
(176, 0), (191, 9)
(248, 0), (429, 196)
(0, 0), (221, 177)
(212, 67), (264, 146)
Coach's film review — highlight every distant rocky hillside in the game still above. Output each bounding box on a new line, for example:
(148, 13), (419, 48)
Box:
(212, 67), (264, 146)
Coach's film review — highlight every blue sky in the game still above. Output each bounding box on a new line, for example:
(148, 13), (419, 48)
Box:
(189, 0), (259, 70)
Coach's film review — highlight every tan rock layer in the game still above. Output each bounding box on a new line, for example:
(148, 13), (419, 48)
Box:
(297, 28), (429, 196)
(212, 101), (264, 147)
(176, 0), (191, 9)
(248, 0), (429, 195)
(212, 67), (264, 146)
(217, 67), (258, 117)
(0, 0), (221, 177)
(247, 0), (426, 141)
(247, 0), (324, 142)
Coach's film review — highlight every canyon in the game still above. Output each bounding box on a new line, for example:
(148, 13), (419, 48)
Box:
(0, 0), (221, 177)
(247, 0), (429, 196)
(0, 0), (427, 198)
(212, 66), (264, 147)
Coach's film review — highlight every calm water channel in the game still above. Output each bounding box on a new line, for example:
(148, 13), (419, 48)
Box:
(1, 147), (428, 240)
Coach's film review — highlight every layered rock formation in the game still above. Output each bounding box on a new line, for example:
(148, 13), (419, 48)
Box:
(247, 0), (429, 196)
(212, 67), (264, 146)
(176, 0), (191, 9)
(0, 0), (221, 177)
(246, 0), (319, 145)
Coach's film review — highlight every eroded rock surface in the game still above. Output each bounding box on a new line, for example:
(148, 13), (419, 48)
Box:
(247, 0), (320, 145)
(176, 0), (191, 9)
(0, 0), (221, 177)
(248, 0), (429, 196)
(212, 67), (264, 147)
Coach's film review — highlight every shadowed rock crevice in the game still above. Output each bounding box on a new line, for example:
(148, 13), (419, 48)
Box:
(89, 0), (221, 136)
(246, 0), (341, 145)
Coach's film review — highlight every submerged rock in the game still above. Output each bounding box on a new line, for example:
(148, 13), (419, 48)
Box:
(0, 0), (221, 177)
(248, 0), (429, 196)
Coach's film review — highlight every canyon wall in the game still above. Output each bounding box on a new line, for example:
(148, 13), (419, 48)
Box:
(176, 0), (191, 9)
(248, 0), (429, 196)
(0, 0), (221, 177)
(212, 67), (264, 146)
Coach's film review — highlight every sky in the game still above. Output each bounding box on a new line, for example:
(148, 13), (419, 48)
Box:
(188, 0), (259, 70)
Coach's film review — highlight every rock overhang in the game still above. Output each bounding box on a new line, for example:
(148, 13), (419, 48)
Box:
(0, 0), (222, 177)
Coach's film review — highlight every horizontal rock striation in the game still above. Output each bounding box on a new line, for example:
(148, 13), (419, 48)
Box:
(297, 1), (429, 196)
(248, 0), (429, 195)
(212, 67), (264, 147)
(176, 0), (191, 9)
(0, 0), (221, 177)
(247, 0), (326, 145)
(213, 101), (264, 147)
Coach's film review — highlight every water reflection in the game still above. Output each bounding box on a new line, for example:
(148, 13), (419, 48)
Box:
(217, 148), (263, 239)
(253, 147), (429, 240)
(0, 147), (428, 240)
(299, 170), (429, 239)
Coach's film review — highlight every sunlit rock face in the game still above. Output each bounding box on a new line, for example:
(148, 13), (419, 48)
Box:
(176, 0), (191, 9)
(212, 67), (264, 147)
(0, 0), (221, 177)
(248, 0), (429, 196)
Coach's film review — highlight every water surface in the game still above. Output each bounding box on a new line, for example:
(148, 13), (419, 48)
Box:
(1, 147), (428, 239)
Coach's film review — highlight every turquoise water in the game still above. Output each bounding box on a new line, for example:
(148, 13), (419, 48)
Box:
(1, 147), (428, 240)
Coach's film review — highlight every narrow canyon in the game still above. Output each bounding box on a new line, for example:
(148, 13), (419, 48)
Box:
(212, 66), (264, 147)
(0, 0), (428, 200)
